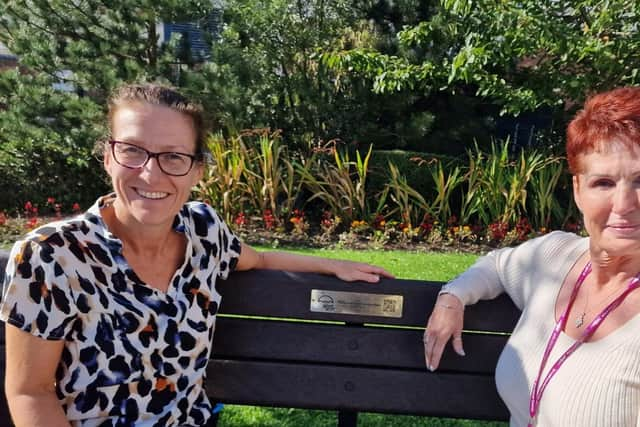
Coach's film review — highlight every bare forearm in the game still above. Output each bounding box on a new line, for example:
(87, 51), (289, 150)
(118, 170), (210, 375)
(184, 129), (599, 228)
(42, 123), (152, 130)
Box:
(8, 392), (71, 427)
(257, 251), (335, 274)
(236, 243), (393, 282)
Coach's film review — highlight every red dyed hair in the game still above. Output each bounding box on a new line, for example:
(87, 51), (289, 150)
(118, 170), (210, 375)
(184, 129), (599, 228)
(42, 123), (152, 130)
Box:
(567, 86), (640, 174)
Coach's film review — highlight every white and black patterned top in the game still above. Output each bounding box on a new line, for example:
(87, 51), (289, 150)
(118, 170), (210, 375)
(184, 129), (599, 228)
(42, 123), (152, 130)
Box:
(0, 194), (241, 426)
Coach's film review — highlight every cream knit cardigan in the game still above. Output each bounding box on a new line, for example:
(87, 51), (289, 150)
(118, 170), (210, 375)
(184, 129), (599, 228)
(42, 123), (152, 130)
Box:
(441, 231), (640, 427)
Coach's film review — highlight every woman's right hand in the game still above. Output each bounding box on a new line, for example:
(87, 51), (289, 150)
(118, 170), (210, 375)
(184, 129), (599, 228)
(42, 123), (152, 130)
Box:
(423, 293), (466, 371)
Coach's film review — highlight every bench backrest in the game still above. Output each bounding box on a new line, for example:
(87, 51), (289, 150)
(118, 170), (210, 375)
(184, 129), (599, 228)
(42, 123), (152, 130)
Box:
(209, 270), (520, 421)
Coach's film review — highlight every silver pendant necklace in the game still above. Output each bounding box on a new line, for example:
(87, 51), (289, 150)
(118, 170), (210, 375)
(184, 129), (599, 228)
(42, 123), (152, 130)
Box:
(575, 281), (624, 328)
(575, 312), (586, 328)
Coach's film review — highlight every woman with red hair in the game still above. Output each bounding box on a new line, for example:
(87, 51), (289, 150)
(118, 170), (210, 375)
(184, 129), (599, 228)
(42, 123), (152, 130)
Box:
(424, 86), (640, 426)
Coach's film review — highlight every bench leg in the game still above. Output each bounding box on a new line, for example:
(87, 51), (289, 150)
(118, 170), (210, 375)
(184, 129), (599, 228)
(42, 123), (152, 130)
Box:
(204, 411), (220, 427)
(337, 410), (358, 427)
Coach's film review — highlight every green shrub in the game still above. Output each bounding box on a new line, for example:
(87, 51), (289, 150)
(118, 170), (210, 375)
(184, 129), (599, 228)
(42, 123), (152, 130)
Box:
(0, 139), (108, 213)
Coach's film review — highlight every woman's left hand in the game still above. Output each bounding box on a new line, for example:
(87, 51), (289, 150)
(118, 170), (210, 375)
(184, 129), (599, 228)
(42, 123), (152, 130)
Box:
(423, 293), (466, 371)
(330, 259), (395, 283)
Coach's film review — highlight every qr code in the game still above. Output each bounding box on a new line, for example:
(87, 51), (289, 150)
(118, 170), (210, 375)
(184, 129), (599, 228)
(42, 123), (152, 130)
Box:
(383, 299), (397, 313)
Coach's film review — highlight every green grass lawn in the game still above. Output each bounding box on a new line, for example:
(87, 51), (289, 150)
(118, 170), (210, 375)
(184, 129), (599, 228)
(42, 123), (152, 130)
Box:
(218, 247), (507, 427)
(253, 246), (479, 281)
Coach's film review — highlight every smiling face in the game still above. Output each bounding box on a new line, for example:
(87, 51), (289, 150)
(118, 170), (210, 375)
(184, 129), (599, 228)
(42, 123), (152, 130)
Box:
(104, 101), (203, 230)
(573, 143), (640, 256)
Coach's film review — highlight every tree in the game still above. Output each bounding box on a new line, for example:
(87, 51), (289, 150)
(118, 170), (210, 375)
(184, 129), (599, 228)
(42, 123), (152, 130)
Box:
(205, 0), (466, 151)
(0, 0), (218, 209)
(205, 0), (363, 139)
(325, 0), (640, 116)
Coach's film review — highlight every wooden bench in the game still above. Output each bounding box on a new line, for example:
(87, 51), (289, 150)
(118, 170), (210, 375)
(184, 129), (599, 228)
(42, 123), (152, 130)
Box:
(0, 249), (520, 426)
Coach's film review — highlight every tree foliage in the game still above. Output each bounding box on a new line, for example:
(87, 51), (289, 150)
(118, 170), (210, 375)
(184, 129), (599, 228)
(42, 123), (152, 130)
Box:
(206, 0), (460, 150)
(0, 0), (218, 209)
(326, 0), (640, 115)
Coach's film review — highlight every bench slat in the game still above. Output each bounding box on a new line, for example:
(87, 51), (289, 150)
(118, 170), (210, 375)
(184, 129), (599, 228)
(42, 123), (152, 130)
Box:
(207, 359), (509, 421)
(213, 317), (509, 374)
(217, 270), (520, 332)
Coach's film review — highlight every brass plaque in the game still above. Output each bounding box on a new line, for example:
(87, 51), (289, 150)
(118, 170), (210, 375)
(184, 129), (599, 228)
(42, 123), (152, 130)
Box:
(310, 289), (403, 318)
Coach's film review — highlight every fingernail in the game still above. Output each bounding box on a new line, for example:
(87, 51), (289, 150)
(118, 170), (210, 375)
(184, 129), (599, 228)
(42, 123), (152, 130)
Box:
(428, 365), (435, 372)
(458, 349), (466, 356)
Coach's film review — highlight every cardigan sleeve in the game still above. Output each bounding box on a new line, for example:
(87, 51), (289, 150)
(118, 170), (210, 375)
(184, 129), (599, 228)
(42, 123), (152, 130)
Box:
(439, 231), (586, 310)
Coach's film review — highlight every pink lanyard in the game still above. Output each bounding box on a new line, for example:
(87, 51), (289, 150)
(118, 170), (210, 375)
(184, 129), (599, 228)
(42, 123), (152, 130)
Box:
(527, 262), (640, 427)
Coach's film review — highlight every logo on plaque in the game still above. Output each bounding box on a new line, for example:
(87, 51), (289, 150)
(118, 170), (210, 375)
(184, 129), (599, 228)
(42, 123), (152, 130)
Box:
(316, 295), (335, 312)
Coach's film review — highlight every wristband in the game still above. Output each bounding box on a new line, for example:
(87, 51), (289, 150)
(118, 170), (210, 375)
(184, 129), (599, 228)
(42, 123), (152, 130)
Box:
(437, 291), (464, 311)
(437, 302), (464, 311)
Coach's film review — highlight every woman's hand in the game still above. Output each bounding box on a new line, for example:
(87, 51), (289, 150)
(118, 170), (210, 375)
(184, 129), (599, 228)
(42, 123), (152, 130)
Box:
(329, 259), (395, 283)
(423, 293), (466, 371)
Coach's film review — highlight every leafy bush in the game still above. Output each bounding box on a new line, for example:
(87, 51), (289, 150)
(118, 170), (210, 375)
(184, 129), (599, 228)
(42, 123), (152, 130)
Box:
(0, 139), (108, 213)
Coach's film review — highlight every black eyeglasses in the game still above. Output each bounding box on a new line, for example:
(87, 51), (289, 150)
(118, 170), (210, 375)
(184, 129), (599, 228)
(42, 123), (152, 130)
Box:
(109, 140), (200, 177)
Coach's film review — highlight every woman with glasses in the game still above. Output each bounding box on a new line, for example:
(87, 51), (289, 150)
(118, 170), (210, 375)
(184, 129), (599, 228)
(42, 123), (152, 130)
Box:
(0, 83), (393, 427)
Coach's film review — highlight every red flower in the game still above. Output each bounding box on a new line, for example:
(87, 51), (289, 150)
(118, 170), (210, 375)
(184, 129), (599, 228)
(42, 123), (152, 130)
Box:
(372, 214), (386, 230)
(26, 217), (38, 230)
(320, 211), (333, 228)
(419, 221), (433, 234)
(24, 201), (33, 212)
(234, 212), (246, 226)
(488, 221), (509, 242)
(564, 220), (582, 233)
(72, 203), (81, 212)
(0, 212), (6, 226)
(263, 209), (275, 230)
(47, 197), (56, 205)
(515, 217), (532, 241)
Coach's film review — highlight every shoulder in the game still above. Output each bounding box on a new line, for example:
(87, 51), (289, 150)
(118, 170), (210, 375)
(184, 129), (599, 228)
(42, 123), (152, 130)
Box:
(10, 210), (111, 270)
(179, 201), (230, 235)
(182, 201), (224, 223)
(19, 215), (88, 250)
(494, 231), (587, 277)
(518, 231), (586, 259)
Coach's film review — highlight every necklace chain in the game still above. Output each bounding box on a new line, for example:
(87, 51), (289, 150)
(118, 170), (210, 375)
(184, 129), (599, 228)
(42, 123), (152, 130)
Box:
(575, 279), (627, 328)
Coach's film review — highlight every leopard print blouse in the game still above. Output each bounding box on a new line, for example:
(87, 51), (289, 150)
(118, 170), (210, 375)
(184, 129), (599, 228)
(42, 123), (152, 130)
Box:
(0, 194), (241, 426)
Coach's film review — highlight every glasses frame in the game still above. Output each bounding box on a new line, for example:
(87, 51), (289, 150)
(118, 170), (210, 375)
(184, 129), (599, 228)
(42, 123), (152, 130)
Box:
(108, 140), (199, 177)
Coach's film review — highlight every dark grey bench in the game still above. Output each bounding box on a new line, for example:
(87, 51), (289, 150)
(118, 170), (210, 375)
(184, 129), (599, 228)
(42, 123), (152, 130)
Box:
(208, 270), (518, 426)
(0, 249), (519, 426)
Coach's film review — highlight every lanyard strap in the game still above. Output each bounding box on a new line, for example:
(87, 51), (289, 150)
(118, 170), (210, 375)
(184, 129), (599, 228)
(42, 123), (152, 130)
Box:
(527, 262), (640, 426)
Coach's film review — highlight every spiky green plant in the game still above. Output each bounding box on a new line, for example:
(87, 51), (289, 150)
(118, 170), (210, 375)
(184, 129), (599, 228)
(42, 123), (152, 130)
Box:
(528, 156), (566, 229)
(297, 144), (373, 224)
(384, 162), (431, 228)
(428, 159), (464, 224)
(195, 134), (248, 223)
